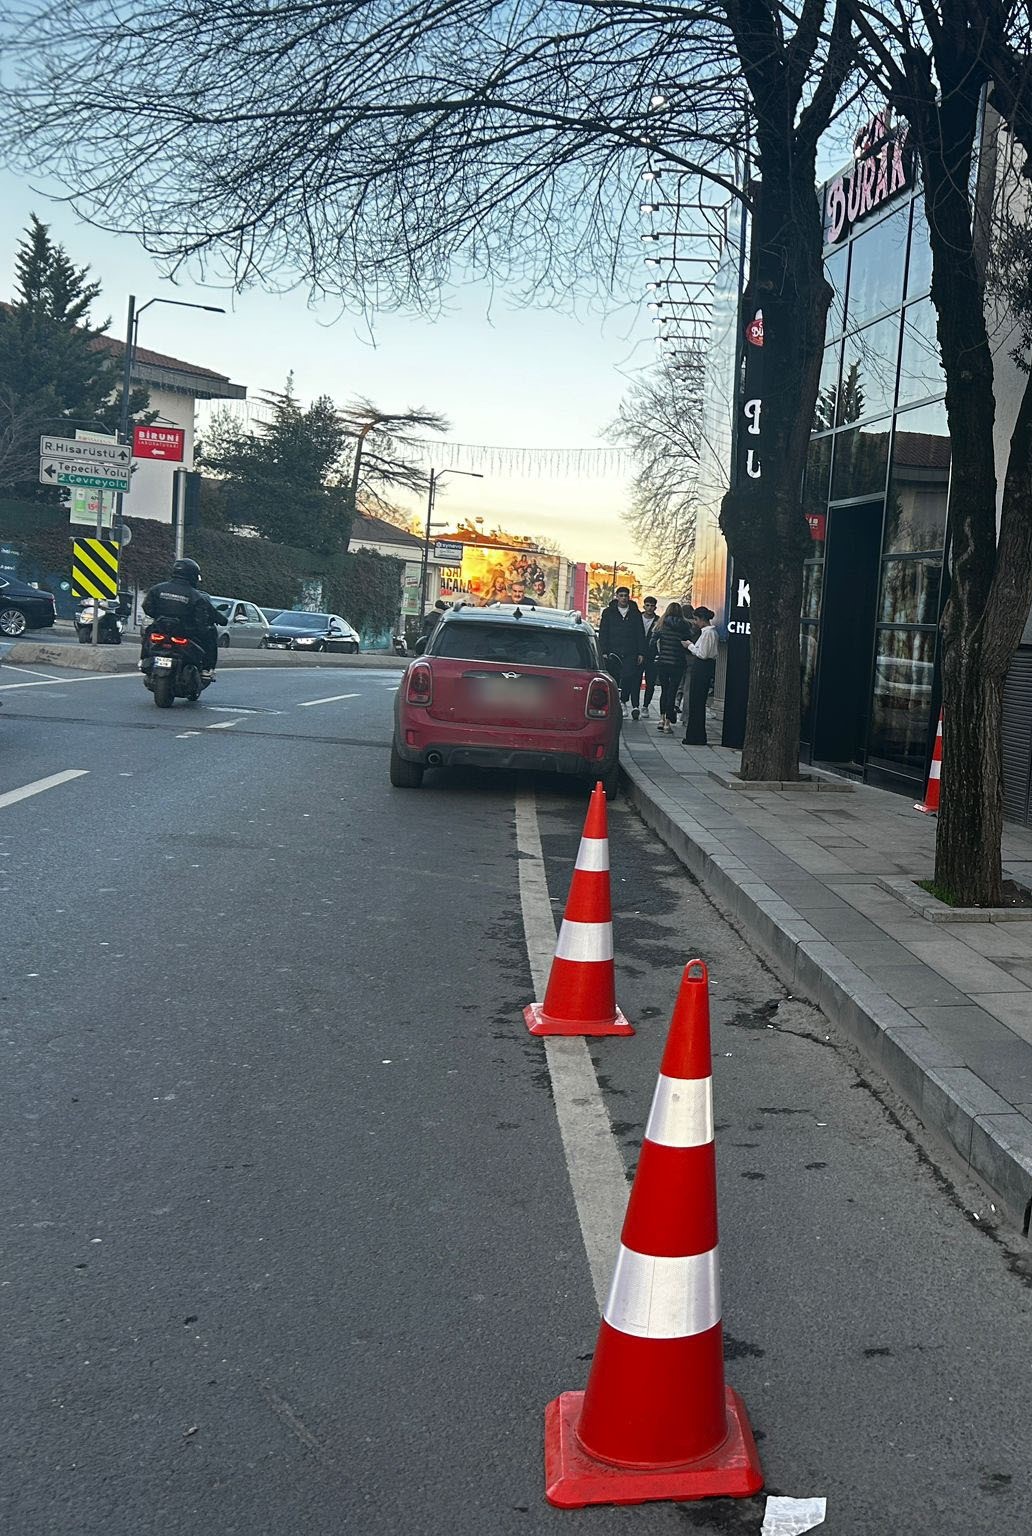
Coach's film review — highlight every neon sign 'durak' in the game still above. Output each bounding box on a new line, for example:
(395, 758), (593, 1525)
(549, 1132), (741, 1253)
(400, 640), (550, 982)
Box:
(824, 112), (912, 245)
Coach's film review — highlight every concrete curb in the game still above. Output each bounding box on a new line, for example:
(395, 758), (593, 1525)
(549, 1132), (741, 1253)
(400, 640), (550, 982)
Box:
(621, 754), (1032, 1231)
(7, 643), (407, 673)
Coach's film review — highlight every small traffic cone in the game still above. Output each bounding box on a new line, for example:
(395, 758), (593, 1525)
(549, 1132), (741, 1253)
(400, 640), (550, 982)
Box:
(524, 783), (633, 1037)
(915, 710), (943, 814)
(544, 960), (763, 1508)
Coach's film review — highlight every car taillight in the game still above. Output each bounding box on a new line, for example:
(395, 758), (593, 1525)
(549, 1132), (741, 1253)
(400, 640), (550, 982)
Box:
(150, 632), (167, 643)
(406, 662), (433, 706)
(586, 677), (611, 718)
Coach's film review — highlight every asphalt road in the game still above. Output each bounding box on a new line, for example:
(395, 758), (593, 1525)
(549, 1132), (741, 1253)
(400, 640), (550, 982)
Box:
(2, 660), (1032, 1536)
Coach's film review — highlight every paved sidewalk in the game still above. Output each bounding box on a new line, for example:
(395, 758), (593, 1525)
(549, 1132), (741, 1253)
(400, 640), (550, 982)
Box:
(619, 713), (1032, 1230)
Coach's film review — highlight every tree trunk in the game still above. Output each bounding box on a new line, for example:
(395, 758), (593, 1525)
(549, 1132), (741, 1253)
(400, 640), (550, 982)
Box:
(720, 156), (829, 782)
(937, 651), (1004, 904)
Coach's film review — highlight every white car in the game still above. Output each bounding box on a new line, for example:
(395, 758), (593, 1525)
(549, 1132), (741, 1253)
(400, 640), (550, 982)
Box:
(210, 597), (271, 649)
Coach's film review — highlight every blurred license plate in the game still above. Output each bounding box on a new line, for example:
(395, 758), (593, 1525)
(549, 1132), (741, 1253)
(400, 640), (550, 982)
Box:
(153, 657), (173, 669)
(478, 677), (543, 705)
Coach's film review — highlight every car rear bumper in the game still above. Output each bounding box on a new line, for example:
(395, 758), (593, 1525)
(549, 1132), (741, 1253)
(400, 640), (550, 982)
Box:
(394, 717), (618, 777)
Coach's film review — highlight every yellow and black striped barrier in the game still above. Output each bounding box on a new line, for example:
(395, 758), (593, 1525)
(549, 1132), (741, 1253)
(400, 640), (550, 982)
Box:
(71, 538), (120, 601)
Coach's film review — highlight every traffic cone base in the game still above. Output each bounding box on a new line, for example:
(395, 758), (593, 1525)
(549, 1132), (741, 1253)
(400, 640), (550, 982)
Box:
(523, 1002), (634, 1037)
(544, 1386), (763, 1508)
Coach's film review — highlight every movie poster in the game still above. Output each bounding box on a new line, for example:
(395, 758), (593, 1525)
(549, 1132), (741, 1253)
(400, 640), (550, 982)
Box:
(450, 545), (563, 606)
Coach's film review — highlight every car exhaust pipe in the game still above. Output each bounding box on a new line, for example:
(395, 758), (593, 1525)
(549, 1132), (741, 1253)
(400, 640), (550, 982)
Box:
(427, 751), (443, 766)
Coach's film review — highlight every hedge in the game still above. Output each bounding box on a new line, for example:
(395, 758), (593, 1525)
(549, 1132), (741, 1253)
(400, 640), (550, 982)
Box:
(0, 501), (402, 638)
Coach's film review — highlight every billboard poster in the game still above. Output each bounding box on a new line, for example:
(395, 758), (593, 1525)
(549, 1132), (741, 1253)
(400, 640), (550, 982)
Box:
(444, 544), (563, 606)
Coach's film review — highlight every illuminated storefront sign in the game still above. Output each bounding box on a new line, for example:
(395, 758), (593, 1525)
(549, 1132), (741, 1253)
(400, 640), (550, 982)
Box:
(824, 111), (913, 247)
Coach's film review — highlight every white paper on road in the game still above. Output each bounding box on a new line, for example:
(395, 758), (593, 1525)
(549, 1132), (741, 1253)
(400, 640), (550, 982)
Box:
(761, 1496), (827, 1534)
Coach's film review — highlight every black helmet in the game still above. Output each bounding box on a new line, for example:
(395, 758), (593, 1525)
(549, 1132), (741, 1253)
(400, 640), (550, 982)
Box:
(172, 558), (202, 587)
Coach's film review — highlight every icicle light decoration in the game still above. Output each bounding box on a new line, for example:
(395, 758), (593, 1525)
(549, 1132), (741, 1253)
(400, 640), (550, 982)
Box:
(406, 441), (635, 478)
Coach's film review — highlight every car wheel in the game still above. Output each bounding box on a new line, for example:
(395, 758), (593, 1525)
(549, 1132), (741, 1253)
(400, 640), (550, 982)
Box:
(601, 759), (621, 802)
(390, 743), (424, 788)
(219, 633), (230, 649)
(0, 608), (27, 637)
(258, 637), (268, 649)
(348, 642), (359, 654)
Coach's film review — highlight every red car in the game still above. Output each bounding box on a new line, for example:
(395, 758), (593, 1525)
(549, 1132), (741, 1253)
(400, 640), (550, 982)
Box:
(391, 603), (621, 796)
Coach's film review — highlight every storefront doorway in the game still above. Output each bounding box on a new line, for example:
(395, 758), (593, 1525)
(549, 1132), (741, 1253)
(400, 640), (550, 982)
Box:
(810, 499), (883, 774)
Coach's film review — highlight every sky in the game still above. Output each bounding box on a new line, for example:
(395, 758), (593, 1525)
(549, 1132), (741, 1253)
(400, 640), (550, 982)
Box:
(0, 167), (656, 571)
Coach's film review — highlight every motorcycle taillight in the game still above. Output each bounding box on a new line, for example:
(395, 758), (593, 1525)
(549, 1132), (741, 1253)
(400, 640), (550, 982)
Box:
(150, 632), (167, 643)
(171, 636), (189, 646)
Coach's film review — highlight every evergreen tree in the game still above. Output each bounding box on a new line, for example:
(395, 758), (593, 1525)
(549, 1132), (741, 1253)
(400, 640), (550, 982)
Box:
(199, 381), (352, 554)
(0, 215), (144, 497)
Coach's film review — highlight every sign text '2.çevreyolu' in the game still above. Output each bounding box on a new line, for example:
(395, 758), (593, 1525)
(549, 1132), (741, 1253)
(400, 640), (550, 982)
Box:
(71, 537), (120, 600)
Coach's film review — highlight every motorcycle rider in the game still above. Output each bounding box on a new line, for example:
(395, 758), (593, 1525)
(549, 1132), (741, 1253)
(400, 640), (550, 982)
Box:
(141, 558), (224, 681)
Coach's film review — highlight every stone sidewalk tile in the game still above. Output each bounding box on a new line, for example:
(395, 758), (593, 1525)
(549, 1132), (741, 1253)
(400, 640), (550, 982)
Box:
(619, 733), (1032, 1229)
(901, 938), (1031, 993)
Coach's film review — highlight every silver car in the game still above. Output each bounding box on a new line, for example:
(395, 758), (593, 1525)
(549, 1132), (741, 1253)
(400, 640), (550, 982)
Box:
(211, 597), (271, 649)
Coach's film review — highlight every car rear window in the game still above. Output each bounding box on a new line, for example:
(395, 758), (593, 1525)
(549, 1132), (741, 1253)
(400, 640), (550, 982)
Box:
(431, 620), (595, 670)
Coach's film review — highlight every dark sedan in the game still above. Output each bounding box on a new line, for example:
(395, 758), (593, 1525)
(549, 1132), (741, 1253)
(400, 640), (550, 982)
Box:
(260, 611), (361, 654)
(0, 578), (57, 637)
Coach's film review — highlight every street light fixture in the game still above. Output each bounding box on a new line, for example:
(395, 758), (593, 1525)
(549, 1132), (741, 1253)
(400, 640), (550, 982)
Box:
(115, 294), (226, 556)
(419, 467), (484, 618)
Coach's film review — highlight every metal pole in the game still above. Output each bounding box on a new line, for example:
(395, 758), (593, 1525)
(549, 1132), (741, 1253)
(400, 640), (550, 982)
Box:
(91, 489), (103, 646)
(419, 468), (436, 619)
(173, 469), (187, 562)
(112, 294), (135, 571)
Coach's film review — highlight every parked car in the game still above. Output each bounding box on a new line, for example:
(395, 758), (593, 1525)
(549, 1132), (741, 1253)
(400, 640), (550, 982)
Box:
(0, 577), (57, 637)
(261, 611), (361, 653)
(210, 597), (271, 649)
(391, 602), (620, 795)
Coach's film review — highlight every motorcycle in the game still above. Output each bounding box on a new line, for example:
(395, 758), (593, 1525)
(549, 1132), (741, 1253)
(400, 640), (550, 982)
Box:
(75, 599), (123, 645)
(392, 635), (409, 658)
(140, 621), (213, 708)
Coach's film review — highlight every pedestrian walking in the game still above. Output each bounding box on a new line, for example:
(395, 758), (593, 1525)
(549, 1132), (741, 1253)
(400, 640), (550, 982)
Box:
(640, 596), (660, 718)
(597, 586), (646, 719)
(652, 602), (695, 733)
(682, 606), (719, 746)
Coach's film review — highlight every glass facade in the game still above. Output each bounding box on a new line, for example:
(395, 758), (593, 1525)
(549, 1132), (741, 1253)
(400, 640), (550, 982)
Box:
(803, 182), (948, 791)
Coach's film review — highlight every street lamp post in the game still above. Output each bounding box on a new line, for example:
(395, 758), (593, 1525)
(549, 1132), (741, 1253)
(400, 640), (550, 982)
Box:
(114, 294), (226, 566)
(418, 467), (484, 619)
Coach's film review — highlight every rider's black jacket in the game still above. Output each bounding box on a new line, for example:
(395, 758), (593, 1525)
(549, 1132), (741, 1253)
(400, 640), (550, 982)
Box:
(142, 580), (223, 636)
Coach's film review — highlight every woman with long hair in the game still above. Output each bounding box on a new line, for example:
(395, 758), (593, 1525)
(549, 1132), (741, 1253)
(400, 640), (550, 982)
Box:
(653, 601), (694, 733)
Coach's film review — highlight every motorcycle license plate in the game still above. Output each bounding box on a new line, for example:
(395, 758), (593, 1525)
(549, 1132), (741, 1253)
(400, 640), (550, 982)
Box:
(153, 657), (173, 669)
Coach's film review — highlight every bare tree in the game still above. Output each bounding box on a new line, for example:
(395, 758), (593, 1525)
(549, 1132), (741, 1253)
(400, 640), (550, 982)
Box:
(846, 0), (1032, 904)
(340, 399), (449, 536)
(2, 0), (857, 780)
(609, 356), (703, 591)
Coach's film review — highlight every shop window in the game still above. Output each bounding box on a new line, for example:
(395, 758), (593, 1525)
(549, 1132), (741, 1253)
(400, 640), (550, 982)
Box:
(845, 206), (909, 328)
(825, 246), (848, 337)
(803, 435), (833, 522)
(803, 561), (824, 620)
(801, 623), (819, 736)
(897, 300), (945, 406)
(906, 197), (932, 299)
(830, 417), (891, 502)
(814, 342), (842, 430)
(867, 626), (936, 775)
(879, 556), (942, 625)
(841, 314), (902, 421)
(885, 400), (950, 553)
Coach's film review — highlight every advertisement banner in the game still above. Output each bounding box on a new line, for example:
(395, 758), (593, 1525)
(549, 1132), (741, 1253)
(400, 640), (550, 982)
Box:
(444, 545), (563, 606)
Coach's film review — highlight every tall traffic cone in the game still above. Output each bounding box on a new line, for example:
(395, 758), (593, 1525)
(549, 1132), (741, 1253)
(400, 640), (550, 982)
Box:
(915, 710), (943, 814)
(544, 960), (763, 1508)
(524, 782), (634, 1037)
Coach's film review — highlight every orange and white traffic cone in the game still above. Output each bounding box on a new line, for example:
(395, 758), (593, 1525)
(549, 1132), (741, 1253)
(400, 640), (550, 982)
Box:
(915, 710), (943, 814)
(524, 783), (634, 1037)
(544, 960), (763, 1508)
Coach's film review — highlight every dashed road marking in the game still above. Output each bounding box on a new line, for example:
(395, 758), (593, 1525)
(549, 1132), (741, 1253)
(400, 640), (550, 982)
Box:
(0, 769), (90, 810)
(297, 693), (360, 707)
(206, 719), (241, 730)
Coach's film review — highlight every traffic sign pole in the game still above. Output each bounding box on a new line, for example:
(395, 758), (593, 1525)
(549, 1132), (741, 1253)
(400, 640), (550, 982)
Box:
(114, 294), (136, 567)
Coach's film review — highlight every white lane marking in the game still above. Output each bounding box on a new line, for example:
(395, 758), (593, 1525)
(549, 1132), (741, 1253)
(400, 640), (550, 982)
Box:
(515, 790), (629, 1310)
(205, 705), (283, 716)
(0, 769), (89, 810)
(297, 693), (360, 707)
(4, 663), (67, 680)
(206, 719), (241, 730)
(175, 731), (202, 739)
(0, 673), (137, 692)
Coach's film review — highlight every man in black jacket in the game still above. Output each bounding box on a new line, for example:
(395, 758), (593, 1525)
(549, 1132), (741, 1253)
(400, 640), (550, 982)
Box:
(597, 587), (647, 719)
(141, 558), (225, 679)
